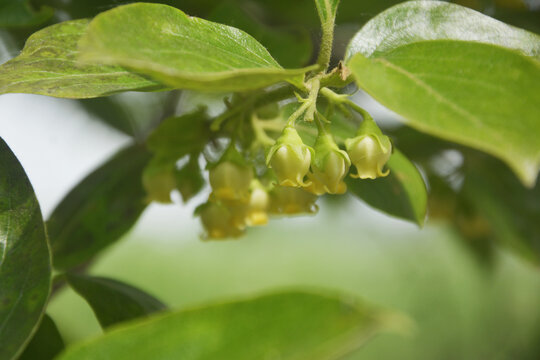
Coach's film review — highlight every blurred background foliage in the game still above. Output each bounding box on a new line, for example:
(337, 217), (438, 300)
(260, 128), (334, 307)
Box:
(1, 0), (540, 359)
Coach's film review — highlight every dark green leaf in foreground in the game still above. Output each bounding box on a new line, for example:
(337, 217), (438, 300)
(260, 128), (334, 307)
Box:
(19, 314), (64, 360)
(0, 138), (51, 360)
(0, 19), (164, 98)
(345, 1), (540, 60)
(66, 273), (166, 328)
(349, 40), (540, 187)
(47, 144), (151, 270)
(78, 3), (314, 92)
(57, 291), (408, 360)
(0, 0), (53, 28)
(347, 149), (427, 226)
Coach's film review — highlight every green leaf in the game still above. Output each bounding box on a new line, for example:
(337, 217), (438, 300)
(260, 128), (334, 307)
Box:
(19, 314), (64, 360)
(66, 273), (166, 328)
(0, 138), (51, 360)
(144, 110), (209, 203)
(174, 154), (205, 203)
(314, 0), (340, 25)
(0, 0), (53, 28)
(459, 155), (540, 264)
(56, 291), (408, 360)
(47, 144), (151, 270)
(0, 19), (164, 99)
(347, 149), (427, 226)
(146, 110), (210, 162)
(349, 40), (540, 187)
(345, 1), (540, 60)
(78, 3), (314, 92)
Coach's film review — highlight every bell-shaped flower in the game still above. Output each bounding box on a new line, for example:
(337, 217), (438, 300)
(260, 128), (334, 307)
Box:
(245, 183), (270, 226)
(345, 118), (392, 179)
(197, 201), (244, 239)
(266, 125), (313, 187)
(311, 133), (350, 194)
(269, 186), (318, 215)
(209, 147), (253, 202)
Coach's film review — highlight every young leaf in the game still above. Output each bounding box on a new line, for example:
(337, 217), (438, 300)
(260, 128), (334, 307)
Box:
(47, 144), (151, 270)
(78, 3), (315, 92)
(0, 138), (51, 360)
(0, 0), (53, 28)
(56, 291), (409, 360)
(347, 149), (427, 226)
(0, 19), (164, 99)
(66, 273), (166, 328)
(18, 314), (65, 360)
(349, 40), (540, 187)
(175, 154), (206, 203)
(346, 1), (540, 60)
(314, 0), (340, 26)
(146, 110), (210, 162)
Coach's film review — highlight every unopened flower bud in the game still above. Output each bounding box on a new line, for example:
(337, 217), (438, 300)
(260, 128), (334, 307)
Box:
(311, 133), (350, 194)
(345, 119), (392, 179)
(269, 186), (318, 215)
(198, 202), (244, 239)
(266, 125), (313, 187)
(245, 185), (270, 226)
(209, 147), (253, 201)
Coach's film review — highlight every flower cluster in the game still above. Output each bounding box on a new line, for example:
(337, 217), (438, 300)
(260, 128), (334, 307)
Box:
(197, 113), (392, 240)
(197, 145), (318, 239)
(266, 116), (392, 195)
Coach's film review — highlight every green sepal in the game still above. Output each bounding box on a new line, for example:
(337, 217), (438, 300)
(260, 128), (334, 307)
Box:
(266, 125), (314, 165)
(348, 118), (392, 154)
(313, 133), (350, 170)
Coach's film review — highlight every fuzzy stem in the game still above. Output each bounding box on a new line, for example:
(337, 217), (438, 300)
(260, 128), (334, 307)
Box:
(316, 13), (336, 71)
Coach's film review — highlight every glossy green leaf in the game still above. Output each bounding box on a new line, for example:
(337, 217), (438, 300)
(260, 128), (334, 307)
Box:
(314, 0), (340, 25)
(47, 144), (151, 270)
(19, 314), (64, 360)
(0, 19), (164, 99)
(0, 138), (51, 360)
(349, 40), (540, 187)
(347, 149), (427, 226)
(66, 273), (166, 328)
(78, 3), (314, 92)
(57, 291), (408, 360)
(345, 1), (540, 60)
(0, 0), (53, 28)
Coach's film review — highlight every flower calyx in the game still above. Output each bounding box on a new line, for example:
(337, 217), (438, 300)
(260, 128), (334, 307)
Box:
(345, 118), (392, 179)
(266, 125), (313, 187)
(310, 133), (350, 194)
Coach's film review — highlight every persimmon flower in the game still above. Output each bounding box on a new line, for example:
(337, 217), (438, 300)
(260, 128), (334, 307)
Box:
(266, 125), (313, 187)
(345, 119), (392, 179)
